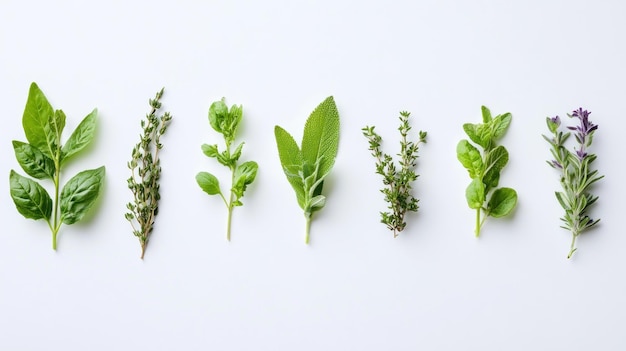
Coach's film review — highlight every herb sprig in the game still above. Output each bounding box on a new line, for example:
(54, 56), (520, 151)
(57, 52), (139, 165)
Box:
(457, 106), (517, 237)
(543, 108), (603, 259)
(196, 98), (258, 241)
(274, 96), (340, 244)
(10, 82), (105, 249)
(362, 111), (427, 237)
(125, 88), (172, 259)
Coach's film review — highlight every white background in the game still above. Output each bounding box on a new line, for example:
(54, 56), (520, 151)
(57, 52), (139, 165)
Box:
(1, 0), (625, 350)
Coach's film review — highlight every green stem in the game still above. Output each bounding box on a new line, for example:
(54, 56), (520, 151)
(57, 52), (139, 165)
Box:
(52, 159), (61, 250)
(305, 214), (311, 244)
(475, 208), (481, 237)
(567, 234), (577, 259)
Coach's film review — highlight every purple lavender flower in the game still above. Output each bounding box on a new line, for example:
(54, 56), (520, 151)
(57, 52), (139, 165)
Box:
(546, 116), (561, 133)
(567, 108), (598, 145)
(575, 148), (587, 160)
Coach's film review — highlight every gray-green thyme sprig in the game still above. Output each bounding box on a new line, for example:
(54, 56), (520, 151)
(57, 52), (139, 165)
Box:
(543, 108), (603, 259)
(126, 88), (172, 259)
(362, 111), (427, 237)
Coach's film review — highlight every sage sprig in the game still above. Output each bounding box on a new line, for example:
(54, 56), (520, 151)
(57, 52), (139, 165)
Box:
(125, 88), (172, 259)
(10, 82), (105, 250)
(456, 106), (517, 237)
(274, 96), (340, 244)
(362, 111), (427, 237)
(196, 98), (258, 241)
(543, 108), (603, 259)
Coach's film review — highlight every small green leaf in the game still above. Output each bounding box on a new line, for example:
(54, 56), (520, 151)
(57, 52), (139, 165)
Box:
(12, 141), (55, 179)
(301, 96), (340, 179)
(22, 82), (58, 158)
(9, 170), (53, 220)
(309, 195), (326, 212)
(487, 187), (517, 217)
(60, 166), (105, 225)
(208, 98), (228, 134)
(201, 144), (218, 158)
(481, 105), (492, 123)
(196, 172), (221, 195)
(491, 113), (512, 140)
(231, 142), (244, 163)
(61, 109), (97, 160)
(233, 161), (258, 198)
(483, 145), (509, 189)
(466, 178), (485, 209)
(275, 125), (306, 209)
(456, 140), (483, 178)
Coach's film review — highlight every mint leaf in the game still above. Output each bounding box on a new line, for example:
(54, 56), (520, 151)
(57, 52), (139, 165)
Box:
(465, 178), (485, 209)
(486, 187), (517, 217)
(456, 140), (483, 178)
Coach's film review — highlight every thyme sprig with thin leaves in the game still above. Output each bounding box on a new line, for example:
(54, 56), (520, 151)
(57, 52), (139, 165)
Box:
(543, 108), (603, 259)
(196, 98), (258, 241)
(125, 88), (172, 259)
(457, 106), (517, 237)
(362, 111), (427, 237)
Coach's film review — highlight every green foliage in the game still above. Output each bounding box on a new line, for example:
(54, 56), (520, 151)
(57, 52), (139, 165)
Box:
(362, 111), (427, 237)
(275, 96), (340, 244)
(457, 106), (517, 237)
(9, 82), (105, 250)
(196, 98), (258, 241)
(125, 88), (172, 259)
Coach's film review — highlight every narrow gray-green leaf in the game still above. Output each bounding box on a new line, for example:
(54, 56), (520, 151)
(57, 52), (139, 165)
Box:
(466, 178), (485, 209)
(9, 170), (52, 220)
(275, 125), (306, 209)
(487, 187), (517, 217)
(196, 172), (221, 195)
(60, 166), (105, 225)
(456, 140), (483, 178)
(22, 82), (57, 158)
(301, 96), (340, 179)
(12, 141), (55, 179)
(61, 109), (97, 160)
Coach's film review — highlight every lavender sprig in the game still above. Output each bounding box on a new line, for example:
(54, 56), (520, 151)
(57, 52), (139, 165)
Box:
(543, 108), (603, 259)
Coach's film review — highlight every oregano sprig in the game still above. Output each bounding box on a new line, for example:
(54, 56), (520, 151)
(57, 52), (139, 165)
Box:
(125, 88), (172, 259)
(362, 111), (427, 237)
(456, 106), (517, 237)
(10, 82), (105, 249)
(196, 98), (258, 241)
(543, 108), (603, 259)
(274, 96), (340, 244)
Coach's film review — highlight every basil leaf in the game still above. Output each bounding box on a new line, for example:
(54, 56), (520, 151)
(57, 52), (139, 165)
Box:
(9, 170), (52, 220)
(22, 82), (58, 158)
(456, 140), (483, 178)
(465, 178), (485, 210)
(12, 141), (55, 179)
(201, 144), (219, 158)
(60, 166), (105, 225)
(487, 187), (517, 217)
(61, 109), (97, 161)
(300, 96), (340, 180)
(196, 172), (221, 195)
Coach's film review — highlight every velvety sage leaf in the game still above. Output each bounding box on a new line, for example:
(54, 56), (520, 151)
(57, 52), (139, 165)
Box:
(12, 140), (55, 179)
(466, 178), (485, 209)
(491, 113), (512, 140)
(483, 145), (509, 189)
(301, 96), (340, 180)
(275, 125), (306, 209)
(22, 82), (59, 158)
(61, 109), (97, 160)
(9, 170), (52, 220)
(196, 172), (221, 195)
(201, 144), (219, 158)
(208, 99), (228, 134)
(233, 161), (258, 198)
(456, 140), (483, 178)
(487, 187), (517, 217)
(60, 166), (105, 225)
(481, 105), (492, 123)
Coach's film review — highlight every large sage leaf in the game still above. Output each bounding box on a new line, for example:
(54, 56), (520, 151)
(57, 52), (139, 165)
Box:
(300, 96), (340, 180)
